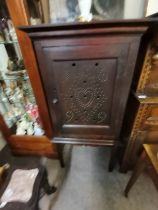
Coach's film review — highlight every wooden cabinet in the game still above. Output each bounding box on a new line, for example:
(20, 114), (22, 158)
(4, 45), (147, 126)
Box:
(20, 20), (158, 169)
(1, 0), (158, 170)
(33, 33), (140, 145)
(121, 38), (158, 172)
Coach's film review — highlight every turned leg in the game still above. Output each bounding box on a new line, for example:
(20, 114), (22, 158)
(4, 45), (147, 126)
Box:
(42, 169), (57, 195)
(124, 150), (146, 197)
(56, 144), (65, 168)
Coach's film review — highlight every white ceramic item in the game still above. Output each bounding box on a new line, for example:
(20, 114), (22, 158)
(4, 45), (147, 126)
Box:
(78, 0), (92, 21)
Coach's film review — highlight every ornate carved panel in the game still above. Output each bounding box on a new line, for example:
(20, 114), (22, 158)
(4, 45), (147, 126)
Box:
(53, 59), (116, 125)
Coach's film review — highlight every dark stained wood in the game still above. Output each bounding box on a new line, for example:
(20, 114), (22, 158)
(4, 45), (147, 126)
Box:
(19, 20), (158, 170)
(109, 142), (122, 172)
(37, 35), (139, 142)
(120, 93), (145, 172)
(20, 21), (153, 146)
(124, 150), (146, 197)
(56, 144), (65, 168)
(19, 18), (158, 32)
(124, 144), (158, 197)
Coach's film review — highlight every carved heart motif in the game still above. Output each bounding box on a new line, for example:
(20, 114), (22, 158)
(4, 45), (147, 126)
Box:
(75, 88), (94, 108)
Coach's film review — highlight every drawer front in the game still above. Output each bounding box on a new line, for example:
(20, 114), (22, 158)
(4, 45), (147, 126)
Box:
(34, 35), (140, 144)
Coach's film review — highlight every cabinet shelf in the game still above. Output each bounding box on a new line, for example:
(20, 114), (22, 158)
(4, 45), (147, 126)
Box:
(0, 76), (29, 81)
(9, 120), (45, 136)
(134, 91), (158, 104)
(0, 100), (35, 104)
(0, 40), (18, 44)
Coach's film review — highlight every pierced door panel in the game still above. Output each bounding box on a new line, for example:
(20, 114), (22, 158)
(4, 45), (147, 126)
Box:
(34, 36), (139, 144)
(53, 59), (115, 126)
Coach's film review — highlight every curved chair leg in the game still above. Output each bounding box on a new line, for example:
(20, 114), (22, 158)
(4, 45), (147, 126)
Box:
(42, 169), (57, 195)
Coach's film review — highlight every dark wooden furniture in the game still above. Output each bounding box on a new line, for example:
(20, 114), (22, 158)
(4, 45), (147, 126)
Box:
(0, 146), (56, 210)
(0, 166), (56, 210)
(124, 144), (158, 197)
(19, 19), (158, 170)
(2, 0), (158, 171)
(121, 31), (158, 172)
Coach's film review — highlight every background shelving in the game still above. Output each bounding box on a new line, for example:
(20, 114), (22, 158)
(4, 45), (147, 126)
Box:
(0, 0), (44, 136)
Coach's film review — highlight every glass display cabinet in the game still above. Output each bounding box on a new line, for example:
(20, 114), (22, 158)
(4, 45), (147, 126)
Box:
(0, 3), (41, 133)
(0, 0), (60, 162)
(25, 0), (149, 24)
(0, 40), (42, 135)
(0, 0), (158, 170)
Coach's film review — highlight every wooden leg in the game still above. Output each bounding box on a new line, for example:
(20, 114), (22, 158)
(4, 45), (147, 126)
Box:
(124, 151), (146, 197)
(120, 158), (130, 173)
(56, 144), (65, 168)
(36, 202), (40, 210)
(109, 143), (119, 172)
(42, 169), (57, 195)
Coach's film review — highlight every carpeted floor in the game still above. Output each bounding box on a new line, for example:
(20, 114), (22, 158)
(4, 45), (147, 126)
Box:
(39, 146), (158, 210)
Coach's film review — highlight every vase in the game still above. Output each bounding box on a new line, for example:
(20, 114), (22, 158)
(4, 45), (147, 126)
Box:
(78, 0), (92, 21)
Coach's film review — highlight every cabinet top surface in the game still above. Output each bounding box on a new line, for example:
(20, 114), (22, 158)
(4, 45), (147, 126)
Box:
(19, 18), (158, 34)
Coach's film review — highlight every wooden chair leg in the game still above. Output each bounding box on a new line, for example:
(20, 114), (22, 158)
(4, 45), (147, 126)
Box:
(56, 144), (65, 168)
(124, 151), (146, 197)
(42, 169), (57, 195)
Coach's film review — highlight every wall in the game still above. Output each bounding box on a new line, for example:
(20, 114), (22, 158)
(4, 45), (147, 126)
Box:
(146, 0), (158, 16)
(124, 0), (146, 18)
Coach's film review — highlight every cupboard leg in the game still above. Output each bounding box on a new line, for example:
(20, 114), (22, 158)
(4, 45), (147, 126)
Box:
(56, 144), (65, 168)
(108, 144), (119, 172)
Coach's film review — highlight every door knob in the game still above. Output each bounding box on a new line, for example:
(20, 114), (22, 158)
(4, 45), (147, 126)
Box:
(52, 98), (58, 104)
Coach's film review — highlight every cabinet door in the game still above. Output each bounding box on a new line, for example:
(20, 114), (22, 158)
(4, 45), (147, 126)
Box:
(34, 35), (140, 144)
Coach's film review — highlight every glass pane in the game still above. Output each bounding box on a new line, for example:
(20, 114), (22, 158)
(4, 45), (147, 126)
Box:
(26, 0), (151, 25)
(0, 0), (44, 136)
